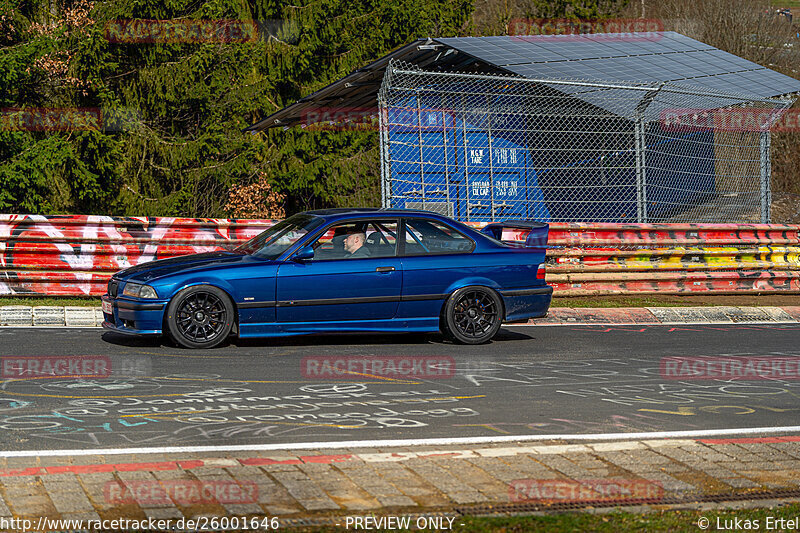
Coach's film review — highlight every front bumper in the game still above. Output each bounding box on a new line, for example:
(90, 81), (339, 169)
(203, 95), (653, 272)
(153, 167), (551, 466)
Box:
(101, 294), (168, 335)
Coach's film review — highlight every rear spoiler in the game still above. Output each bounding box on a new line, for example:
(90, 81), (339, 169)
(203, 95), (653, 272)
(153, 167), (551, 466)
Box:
(480, 220), (549, 248)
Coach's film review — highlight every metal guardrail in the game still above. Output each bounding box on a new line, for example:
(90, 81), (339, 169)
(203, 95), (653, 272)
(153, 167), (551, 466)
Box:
(2, 215), (799, 297)
(549, 223), (800, 294)
(0, 215), (273, 296)
(546, 223), (800, 294)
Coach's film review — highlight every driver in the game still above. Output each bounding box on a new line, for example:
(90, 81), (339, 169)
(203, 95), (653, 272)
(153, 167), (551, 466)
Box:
(343, 231), (371, 258)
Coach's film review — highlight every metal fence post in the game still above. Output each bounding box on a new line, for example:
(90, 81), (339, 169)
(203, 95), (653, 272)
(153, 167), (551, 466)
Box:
(378, 96), (389, 208)
(760, 131), (771, 223)
(634, 117), (647, 223)
(462, 94), (471, 222)
(416, 91), (426, 210)
(377, 63), (395, 209)
(486, 94), (496, 220)
(441, 94), (451, 213)
(633, 82), (664, 224)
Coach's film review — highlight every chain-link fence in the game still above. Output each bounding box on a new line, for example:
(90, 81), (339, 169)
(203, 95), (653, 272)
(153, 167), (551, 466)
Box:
(378, 60), (795, 223)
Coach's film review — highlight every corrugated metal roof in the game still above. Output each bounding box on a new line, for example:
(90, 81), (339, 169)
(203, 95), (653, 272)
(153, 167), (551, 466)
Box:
(440, 33), (800, 94)
(245, 39), (489, 131)
(246, 32), (800, 131)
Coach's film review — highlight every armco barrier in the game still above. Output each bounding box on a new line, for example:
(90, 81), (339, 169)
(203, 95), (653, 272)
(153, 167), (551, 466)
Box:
(544, 223), (800, 295)
(0, 215), (272, 296)
(1, 215), (799, 297)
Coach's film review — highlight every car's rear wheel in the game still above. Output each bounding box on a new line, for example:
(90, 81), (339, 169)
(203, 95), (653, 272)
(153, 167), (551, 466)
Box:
(165, 285), (234, 349)
(442, 286), (503, 344)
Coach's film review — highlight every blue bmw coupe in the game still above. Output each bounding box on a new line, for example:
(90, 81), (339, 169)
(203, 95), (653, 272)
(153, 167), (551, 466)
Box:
(102, 208), (552, 348)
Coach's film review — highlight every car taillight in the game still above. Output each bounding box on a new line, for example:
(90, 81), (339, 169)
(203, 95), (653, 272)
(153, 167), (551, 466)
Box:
(536, 264), (546, 280)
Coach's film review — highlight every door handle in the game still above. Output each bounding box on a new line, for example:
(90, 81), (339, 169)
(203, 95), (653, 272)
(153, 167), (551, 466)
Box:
(376, 266), (395, 272)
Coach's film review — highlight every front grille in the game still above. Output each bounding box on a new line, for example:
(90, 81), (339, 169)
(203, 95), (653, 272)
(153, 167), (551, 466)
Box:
(108, 279), (119, 298)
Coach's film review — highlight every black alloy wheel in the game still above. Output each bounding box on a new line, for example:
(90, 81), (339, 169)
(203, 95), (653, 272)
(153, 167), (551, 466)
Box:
(166, 285), (234, 349)
(442, 286), (503, 344)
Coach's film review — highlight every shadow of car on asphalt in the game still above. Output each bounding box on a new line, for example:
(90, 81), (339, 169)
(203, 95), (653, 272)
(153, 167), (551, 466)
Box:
(100, 327), (532, 349)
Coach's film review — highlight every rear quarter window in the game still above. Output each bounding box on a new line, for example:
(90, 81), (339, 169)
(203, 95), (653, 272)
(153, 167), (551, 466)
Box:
(403, 219), (475, 255)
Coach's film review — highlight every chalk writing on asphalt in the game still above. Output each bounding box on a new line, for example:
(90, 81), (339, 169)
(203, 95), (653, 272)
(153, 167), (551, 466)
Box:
(2, 352), (800, 447)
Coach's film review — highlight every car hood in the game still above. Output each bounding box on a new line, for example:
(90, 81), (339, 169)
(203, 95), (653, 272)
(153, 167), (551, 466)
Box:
(115, 251), (261, 283)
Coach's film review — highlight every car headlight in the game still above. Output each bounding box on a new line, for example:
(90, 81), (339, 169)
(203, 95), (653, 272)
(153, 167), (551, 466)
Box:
(122, 283), (158, 299)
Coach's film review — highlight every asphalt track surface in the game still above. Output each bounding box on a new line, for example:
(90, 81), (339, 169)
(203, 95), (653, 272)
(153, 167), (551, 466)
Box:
(1, 324), (800, 452)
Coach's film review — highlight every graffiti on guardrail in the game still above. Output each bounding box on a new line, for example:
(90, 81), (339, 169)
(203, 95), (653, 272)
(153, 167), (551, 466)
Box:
(0, 214), (272, 295)
(2, 215), (800, 296)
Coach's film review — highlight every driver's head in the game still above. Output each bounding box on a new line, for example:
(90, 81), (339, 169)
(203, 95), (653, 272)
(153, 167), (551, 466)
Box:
(343, 231), (366, 254)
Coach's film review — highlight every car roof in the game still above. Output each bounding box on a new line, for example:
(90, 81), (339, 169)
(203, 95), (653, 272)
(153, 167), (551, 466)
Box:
(301, 208), (495, 244)
(305, 208), (446, 219)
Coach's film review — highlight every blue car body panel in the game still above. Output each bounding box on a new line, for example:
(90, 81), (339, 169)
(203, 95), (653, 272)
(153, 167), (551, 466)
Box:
(101, 209), (552, 339)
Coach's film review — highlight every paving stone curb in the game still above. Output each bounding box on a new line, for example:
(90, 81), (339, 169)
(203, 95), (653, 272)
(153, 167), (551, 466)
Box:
(2, 436), (800, 522)
(528, 306), (800, 325)
(1, 306), (799, 328)
(0, 306), (104, 327)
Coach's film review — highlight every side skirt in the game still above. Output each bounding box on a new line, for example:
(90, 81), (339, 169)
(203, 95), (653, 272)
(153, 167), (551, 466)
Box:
(238, 317), (441, 338)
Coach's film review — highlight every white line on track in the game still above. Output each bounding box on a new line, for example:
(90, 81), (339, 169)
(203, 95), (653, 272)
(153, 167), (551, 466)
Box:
(7, 425), (800, 457)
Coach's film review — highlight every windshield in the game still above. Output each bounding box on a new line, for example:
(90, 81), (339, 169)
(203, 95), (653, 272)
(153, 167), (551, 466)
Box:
(235, 214), (324, 259)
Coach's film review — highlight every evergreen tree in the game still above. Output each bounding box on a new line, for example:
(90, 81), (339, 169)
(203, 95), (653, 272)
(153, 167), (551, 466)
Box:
(0, 0), (472, 216)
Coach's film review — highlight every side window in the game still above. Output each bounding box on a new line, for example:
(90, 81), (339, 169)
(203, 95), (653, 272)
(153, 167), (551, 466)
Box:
(311, 221), (398, 260)
(403, 219), (474, 255)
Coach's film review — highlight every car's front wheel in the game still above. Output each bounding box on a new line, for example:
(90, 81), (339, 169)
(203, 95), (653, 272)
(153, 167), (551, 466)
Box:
(442, 286), (503, 344)
(165, 285), (234, 349)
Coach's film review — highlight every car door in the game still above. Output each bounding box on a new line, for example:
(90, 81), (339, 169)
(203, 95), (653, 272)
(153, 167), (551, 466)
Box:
(397, 217), (476, 320)
(276, 219), (402, 323)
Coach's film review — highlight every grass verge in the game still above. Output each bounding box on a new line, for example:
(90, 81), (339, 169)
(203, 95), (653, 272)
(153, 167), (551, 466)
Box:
(288, 503), (800, 532)
(552, 293), (800, 308)
(772, 0), (800, 7)
(0, 297), (101, 307)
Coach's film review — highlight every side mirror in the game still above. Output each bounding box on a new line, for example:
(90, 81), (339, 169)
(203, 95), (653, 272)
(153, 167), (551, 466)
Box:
(293, 245), (314, 262)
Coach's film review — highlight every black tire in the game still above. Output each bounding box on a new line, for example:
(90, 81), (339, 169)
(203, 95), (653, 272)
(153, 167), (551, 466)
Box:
(441, 286), (503, 344)
(165, 285), (234, 349)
